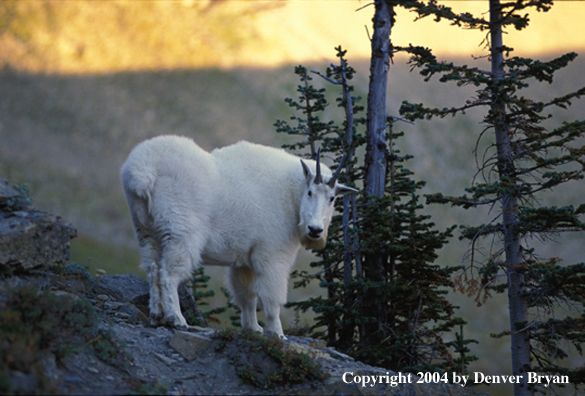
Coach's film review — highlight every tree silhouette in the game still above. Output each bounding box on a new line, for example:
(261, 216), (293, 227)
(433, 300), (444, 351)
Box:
(399, 0), (585, 394)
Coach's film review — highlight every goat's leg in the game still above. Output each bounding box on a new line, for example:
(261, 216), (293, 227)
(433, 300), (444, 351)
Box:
(159, 267), (188, 328)
(147, 264), (165, 326)
(159, 240), (195, 328)
(228, 266), (263, 333)
(136, 231), (165, 326)
(253, 265), (288, 339)
(128, 193), (166, 326)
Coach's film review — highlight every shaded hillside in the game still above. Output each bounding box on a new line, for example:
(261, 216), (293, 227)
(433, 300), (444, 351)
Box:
(2, 54), (583, 270)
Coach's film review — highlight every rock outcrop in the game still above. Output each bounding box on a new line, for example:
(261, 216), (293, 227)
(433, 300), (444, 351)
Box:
(0, 179), (76, 271)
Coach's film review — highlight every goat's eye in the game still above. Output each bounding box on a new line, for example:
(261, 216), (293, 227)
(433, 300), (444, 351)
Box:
(308, 191), (312, 197)
(329, 197), (335, 204)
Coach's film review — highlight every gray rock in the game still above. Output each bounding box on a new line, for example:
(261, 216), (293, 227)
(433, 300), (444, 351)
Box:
(8, 370), (39, 395)
(93, 274), (210, 326)
(154, 352), (178, 366)
(92, 274), (150, 306)
(169, 331), (213, 361)
(0, 178), (75, 272)
(0, 210), (77, 271)
(118, 302), (150, 325)
(0, 179), (21, 209)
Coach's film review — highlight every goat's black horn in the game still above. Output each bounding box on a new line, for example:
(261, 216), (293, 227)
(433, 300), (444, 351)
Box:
(314, 148), (323, 184)
(328, 152), (347, 188)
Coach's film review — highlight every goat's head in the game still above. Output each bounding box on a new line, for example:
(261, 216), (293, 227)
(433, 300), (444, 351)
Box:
(299, 151), (357, 249)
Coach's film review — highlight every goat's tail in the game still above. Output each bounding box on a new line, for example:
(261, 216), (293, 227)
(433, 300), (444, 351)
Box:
(122, 160), (156, 196)
(120, 161), (157, 222)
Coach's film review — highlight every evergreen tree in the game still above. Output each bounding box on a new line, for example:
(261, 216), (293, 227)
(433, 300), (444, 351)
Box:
(186, 267), (227, 326)
(276, 46), (474, 373)
(399, 0), (585, 394)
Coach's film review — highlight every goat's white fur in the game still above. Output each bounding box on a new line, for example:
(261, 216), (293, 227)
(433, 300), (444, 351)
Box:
(121, 135), (356, 337)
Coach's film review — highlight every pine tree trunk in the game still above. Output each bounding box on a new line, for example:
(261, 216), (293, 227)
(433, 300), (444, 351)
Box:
(340, 61), (356, 350)
(490, 1), (532, 395)
(363, 0), (393, 338)
(365, 0), (391, 198)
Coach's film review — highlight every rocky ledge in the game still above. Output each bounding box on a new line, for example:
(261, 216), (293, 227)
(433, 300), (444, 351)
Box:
(1, 272), (489, 395)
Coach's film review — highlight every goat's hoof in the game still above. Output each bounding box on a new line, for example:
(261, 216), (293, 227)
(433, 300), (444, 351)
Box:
(243, 324), (263, 334)
(165, 315), (188, 329)
(149, 313), (165, 327)
(265, 330), (287, 340)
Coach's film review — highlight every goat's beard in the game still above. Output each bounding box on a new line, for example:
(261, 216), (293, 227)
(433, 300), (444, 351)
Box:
(299, 227), (328, 250)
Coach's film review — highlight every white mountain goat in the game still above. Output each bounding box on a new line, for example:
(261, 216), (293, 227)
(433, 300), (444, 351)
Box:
(121, 135), (357, 337)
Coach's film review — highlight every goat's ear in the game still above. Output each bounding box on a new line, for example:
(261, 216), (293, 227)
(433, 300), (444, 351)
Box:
(335, 184), (358, 196)
(300, 160), (313, 185)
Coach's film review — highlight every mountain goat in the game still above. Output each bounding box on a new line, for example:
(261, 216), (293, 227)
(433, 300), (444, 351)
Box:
(121, 135), (356, 337)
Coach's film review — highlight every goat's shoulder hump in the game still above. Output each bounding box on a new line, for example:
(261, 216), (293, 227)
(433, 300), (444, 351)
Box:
(211, 141), (305, 187)
(212, 141), (297, 164)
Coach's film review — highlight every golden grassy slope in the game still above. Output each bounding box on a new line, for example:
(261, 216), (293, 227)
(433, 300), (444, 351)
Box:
(2, 0), (584, 74)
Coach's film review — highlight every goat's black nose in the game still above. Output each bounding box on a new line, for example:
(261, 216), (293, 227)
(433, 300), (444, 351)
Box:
(308, 226), (323, 236)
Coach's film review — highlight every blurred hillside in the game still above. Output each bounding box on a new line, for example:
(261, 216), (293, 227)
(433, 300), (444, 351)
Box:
(1, 2), (584, 394)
